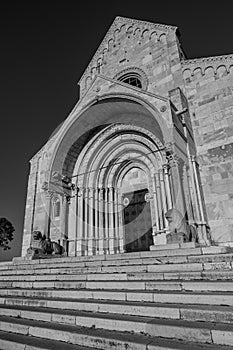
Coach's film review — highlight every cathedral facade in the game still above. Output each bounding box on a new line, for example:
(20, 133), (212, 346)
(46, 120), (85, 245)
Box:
(21, 16), (233, 257)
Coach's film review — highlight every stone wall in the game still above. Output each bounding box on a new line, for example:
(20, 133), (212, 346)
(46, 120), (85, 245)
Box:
(182, 57), (233, 243)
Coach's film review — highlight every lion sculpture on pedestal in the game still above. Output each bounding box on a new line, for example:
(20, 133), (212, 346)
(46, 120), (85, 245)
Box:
(165, 208), (198, 244)
(26, 231), (64, 259)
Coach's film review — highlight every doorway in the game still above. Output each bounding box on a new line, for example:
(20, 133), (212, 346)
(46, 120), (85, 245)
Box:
(123, 188), (153, 252)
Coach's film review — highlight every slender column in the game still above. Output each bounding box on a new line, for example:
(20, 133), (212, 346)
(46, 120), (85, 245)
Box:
(98, 188), (104, 254)
(163, 165), (173, 210)
(155, 172), (166, 244)
(186, 164), (195, 223)
(114, 188), (120, 253)
(43, 193), (51, 239)
(88, 188), (95, 255)
(155, 172), (163, 231)
(95, 187), (99, 254)
(152, 174), (159, 245)
(168, 155), (185, 216)
(84, 188), (89, 255)
(189, 157), (201, 222)
(77, 187), (84, 256)
(192, 157), (204, 222)
(67, 190), (77, 256)
(60, 195), (67, 237)
(104, 187), (109, 254)
(159, 169), (168, 227)
(109, 187), (115, 254)
(117, 189), (124, 253)
(191, 156), (210, 246)
(60, 195), (68, 254)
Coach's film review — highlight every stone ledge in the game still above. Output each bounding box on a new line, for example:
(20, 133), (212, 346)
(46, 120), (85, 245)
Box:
(150, 242), (197, 251)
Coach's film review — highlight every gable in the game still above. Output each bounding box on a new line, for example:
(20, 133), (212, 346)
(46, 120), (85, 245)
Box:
(78, 16), (180, 97)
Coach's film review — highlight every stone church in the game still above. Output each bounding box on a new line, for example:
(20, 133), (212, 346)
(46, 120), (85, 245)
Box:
(2, 16), (233, 350)
(21, 16), (233, 257)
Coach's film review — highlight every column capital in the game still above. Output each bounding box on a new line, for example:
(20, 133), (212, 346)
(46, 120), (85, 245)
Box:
(167, 154), (182, 167)
(99, 187), (105, 200)
(77, 187), (85, 197)
(162, 162), (170, 171)
(164, 142), (174, 156)
(84, 188), (89, 198)
(158, 168), (164, 175)
(88, 187), (95, 199)
(190, 155), (197, 163)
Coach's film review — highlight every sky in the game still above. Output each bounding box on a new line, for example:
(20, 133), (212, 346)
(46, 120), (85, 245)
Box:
(0, 1), (232, 261)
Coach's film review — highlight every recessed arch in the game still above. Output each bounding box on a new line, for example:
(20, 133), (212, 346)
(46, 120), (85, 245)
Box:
(71, 123), (164, 190)
(49, 96), (168, 183)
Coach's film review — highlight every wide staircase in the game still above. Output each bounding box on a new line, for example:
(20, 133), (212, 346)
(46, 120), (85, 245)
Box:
(1, 243), (233, 349)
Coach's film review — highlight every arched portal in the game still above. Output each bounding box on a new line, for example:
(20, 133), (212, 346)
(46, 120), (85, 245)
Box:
(40, 95), (210, 258)
(66, 123), (173, 256)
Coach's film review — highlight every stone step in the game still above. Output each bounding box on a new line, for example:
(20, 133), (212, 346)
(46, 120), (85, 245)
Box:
(2, 288), (233, 306)
(129, 270), (233, 281)
(1, 256), (233, 280)
(1, 313), (233, 346)
(2, 279), (233, 292)
(2, 269), (233, 287)
(1, 260), (233, 278)
(3, 247), (232, 269)
(3, 245), (229, 270)
(0, 321), (232, 350)
(0, 258), (200, 270)
(0, 330), (96, 350)
(1, 297), (233, 324)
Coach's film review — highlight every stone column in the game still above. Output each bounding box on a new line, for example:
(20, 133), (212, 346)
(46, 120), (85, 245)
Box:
(109, 187), (115, 254)
(159, 169), (168, 228)
(114, 188), (120, 253)
(191, 156), (210, 245)
(152, 174), (159, 245)
(84, 188), (89, 255)
(95, 187), (99, 254)
(77, 187), (84, 256)
(68, 190), (77, 256)
(155, 172), (163, 231)
(60, 195), (67, 237)
(168, 155), (186, 217)
(155, 171), (166, 244)
(117, 189), (124, 253)
(98, 188), (104, 255)
(188, 158), (200, 222)
(163, 164), (173, 210)
(104, 187), (109, 254)
(191, 156), (204, 221)
(88, 188), (95, 255)
(185, 164), (195, 223)
(43, 193), (52, 239)
(60, 194), (69, 254)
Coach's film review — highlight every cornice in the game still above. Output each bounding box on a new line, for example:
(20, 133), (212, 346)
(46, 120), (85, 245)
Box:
(181, 53), (233, 67)
(115, 16), (177, 32)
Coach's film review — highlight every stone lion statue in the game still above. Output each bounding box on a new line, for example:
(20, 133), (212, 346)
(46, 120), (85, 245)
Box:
(165, 208), (189, 244)
(26, 231), (64, 258)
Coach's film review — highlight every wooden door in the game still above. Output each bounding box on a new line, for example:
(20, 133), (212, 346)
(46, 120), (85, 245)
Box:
(123, 189), (153, 252)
